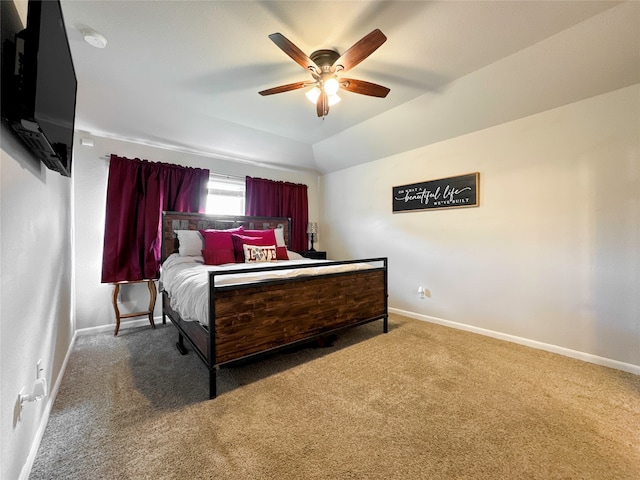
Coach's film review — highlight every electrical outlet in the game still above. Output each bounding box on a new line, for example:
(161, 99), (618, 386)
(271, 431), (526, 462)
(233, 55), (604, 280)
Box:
(417, 286), (431, 299)
(17, 388), (26, 421)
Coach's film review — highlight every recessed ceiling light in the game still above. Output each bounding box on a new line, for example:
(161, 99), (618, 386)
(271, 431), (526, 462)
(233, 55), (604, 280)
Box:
(81, 28), (107, 49)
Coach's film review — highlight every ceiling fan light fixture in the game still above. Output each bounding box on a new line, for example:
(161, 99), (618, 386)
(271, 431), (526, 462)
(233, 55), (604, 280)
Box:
(305, 87), (321, 104)
(324, 77), (340, 95)
(306, 87), (340, 107)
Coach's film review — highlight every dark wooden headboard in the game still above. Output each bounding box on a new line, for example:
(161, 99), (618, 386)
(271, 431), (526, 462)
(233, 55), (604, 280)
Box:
(161, 211), (291, 261)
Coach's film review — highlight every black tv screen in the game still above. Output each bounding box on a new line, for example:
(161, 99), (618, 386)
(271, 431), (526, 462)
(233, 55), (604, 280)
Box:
(8, 0), (77, 177)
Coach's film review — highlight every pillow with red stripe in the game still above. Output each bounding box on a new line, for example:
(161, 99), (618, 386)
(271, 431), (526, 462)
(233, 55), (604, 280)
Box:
(242, 228), (287, 259)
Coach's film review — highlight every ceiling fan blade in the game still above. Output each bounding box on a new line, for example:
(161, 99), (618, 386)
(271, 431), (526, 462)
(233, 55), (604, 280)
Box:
(340, 78), (390, 98)
(259, 81), (311, 96)
(268, 33), (318, 73)
(317, 90), (329, 117)
(333, 29), (387, 74)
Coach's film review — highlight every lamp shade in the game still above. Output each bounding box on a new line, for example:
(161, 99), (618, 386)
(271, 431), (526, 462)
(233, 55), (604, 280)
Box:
(306, 88), (340, 106)
(305, 87), (321, 104)
(307, 222), (318, 234)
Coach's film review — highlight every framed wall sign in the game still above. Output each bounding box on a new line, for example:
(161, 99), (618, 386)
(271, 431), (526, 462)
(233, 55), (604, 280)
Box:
(392, 172), (479, 212)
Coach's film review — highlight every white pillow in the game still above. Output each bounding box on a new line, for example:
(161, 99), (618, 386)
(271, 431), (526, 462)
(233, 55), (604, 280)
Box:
(175, 230), (203, 257)
(274, 227), (286, 247)
(286, 250), (304, 260)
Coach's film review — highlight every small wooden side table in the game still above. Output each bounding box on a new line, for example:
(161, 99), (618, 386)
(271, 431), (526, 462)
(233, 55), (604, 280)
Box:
(112, 279), (157, 336)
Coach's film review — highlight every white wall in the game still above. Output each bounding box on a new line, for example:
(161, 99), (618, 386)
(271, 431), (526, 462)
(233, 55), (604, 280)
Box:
(0, 126), (74, 480)
(73, 135), (322, 331)
(322, 84), (640, 369)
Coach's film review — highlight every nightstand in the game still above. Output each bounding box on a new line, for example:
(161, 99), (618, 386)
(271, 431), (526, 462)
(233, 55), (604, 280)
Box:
(111, 279), (157, 336)
(301, 250), (327, 260)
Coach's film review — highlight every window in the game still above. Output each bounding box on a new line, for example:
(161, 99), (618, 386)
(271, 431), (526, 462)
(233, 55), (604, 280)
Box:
(205, 175), (245, 215)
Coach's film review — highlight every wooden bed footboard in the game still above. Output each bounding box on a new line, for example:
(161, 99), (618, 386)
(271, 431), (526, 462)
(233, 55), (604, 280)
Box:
(213, 267), (387, 363)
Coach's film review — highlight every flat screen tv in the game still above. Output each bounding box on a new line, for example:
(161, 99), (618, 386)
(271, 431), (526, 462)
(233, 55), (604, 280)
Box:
(3, 0), (77, 177)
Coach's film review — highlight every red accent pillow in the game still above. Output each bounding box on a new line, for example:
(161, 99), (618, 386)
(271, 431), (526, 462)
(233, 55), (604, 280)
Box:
(202, 248), (235, 266)
(199, 227), (243, 265)
(231, 234), (274, 263)
(242, 229), (277, 245)
(199, 227), (243, 250)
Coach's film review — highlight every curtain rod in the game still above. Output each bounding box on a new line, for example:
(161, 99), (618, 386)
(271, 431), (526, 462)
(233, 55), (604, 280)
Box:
(209, 173), (244, 181)
(100, 157), (244, 181)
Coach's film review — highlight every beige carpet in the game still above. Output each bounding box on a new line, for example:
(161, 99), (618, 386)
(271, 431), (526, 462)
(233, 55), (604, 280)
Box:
(30, 314), (640, 479)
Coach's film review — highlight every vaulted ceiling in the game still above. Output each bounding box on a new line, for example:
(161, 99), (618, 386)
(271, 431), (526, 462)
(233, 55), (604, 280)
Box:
(59, 1), (639, 173)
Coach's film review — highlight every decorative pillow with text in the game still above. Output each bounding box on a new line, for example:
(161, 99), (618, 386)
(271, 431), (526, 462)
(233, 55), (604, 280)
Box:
(243, 244), (277, 263)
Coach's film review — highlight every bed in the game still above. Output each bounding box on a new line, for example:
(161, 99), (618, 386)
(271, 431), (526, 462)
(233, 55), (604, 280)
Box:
(160, 211), (388, 398)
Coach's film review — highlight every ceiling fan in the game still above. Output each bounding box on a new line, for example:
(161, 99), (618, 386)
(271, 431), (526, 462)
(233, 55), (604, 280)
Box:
(259, 29), (390, 118)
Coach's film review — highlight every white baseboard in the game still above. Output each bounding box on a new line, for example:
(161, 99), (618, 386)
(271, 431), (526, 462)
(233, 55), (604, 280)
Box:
(19, 332), (78, 480)
(389, 308), (640, 376)
(75, 315), (166, 337)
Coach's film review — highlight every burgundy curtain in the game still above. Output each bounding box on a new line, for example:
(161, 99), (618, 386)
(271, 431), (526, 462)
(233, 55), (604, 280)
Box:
(245, 176), (308, 252)
(101, 155), (209, 283)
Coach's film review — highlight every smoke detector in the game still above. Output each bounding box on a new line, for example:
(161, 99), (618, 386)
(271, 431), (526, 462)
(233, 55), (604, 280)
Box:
(81, 28), (107, 49)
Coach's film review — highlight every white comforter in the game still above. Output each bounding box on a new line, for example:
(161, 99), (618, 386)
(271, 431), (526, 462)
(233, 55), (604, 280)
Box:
(160, 254), (373, 326)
